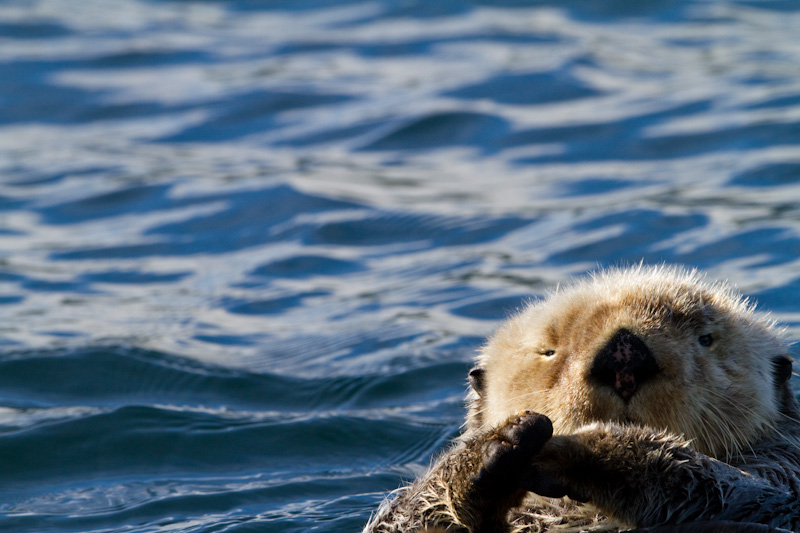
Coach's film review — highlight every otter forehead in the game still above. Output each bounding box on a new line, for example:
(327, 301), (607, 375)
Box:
(518, 267), (754, 342)
(481, 266), (770, 382)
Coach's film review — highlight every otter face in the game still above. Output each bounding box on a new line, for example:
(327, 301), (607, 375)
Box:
(469, 266), (791, 461)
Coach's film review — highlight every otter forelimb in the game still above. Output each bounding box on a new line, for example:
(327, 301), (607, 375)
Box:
(528, 420), (800, 531)
(365, 414), (800, 532)
(364, 413), (555, 533)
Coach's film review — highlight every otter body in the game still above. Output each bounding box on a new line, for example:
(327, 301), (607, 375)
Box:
(364, 266), (800, 532)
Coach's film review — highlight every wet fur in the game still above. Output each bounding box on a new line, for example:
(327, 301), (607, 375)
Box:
(364, 266), (800, 532)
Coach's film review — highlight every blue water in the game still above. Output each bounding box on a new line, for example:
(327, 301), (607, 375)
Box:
(1, 0), (800, 531)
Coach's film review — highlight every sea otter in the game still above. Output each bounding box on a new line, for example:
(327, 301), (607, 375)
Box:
(364, 266), (800, 532)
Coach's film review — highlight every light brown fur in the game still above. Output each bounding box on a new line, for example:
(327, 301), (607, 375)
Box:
(472, 266), (784, 461)
(365, 266), (800, 532)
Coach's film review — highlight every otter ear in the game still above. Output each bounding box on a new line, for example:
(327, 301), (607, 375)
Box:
(468, 366), (485, 398)
(467, 366), (486, 431)
(772, 355), (793, 385)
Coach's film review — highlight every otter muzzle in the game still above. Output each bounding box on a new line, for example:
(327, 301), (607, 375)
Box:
(590, 328), (660, 401)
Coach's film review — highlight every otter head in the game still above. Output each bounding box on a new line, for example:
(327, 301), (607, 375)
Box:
(467, 266), (795, 461)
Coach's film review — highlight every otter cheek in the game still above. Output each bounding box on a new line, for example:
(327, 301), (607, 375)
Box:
(485, 385), (526, 429)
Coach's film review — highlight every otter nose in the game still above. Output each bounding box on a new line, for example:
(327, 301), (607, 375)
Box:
(591, 328), (659, 401)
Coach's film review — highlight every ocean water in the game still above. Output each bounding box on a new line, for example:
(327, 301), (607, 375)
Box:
(1, 0), (800, 531)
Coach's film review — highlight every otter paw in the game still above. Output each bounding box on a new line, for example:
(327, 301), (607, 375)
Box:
(524, 438), (587, 502)
(473, 411), (553, 492)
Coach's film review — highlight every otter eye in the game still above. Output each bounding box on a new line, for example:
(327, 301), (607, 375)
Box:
(541, 350), (556, 357)
(698, 334), (713, 347)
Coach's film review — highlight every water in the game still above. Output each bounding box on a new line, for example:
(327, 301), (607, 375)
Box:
(1, 0), (799, 531)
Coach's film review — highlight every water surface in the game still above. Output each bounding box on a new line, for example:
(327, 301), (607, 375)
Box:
(1, 0), (800, 531)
